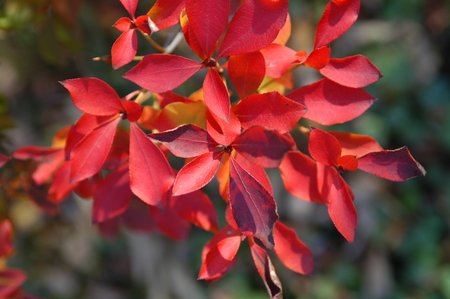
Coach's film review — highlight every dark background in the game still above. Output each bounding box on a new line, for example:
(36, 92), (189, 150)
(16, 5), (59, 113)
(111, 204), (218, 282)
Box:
(0, 0), (449, 298)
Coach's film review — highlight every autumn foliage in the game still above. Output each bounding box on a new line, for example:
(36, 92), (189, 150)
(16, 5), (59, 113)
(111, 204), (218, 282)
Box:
(0, 0), (426, 297)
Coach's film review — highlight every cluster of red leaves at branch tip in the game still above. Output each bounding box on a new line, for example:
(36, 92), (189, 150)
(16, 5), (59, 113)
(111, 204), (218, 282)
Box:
(2, 0), (426, 298)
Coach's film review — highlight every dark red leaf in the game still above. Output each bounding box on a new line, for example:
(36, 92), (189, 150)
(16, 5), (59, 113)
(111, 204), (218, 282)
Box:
(0, 153), (9, 168)
(0, 220), (14, 258)
(304, 46), (331, 69)
(233, 91), (306, 134)
(206, 110), (241, 146)
(48, 161), (78, 203)
(235, 153), (273, 196)
(287, 78), (376, 125)
(147, 0), (184, 31)
(123, 54), (202, 93)
(233, 126), (294, 168)
(173, 151), (223, 196)
(217, 0), (289, 58)
(104, 129), (130, 170)
(314, 0), (360, 49)
(171, 190), (219, 232)
(260, 44), (298, 78)
(203, 68), (230, 121)
(249, 238), (283, 299)
(123, 100), (143, 122)
(186, 0), (230, 57)
(229, 156), (278, 249)
(150, 124), (218, 158)
(60, 78), (124, 116)
(69, 117), (120, 183)
(129, 123), (175, 207)
(319, 55), (382, 88)
(119, 0), (138, 18)
(274, 221), (314, 275)
(329, 131), (383, 158)
(357, 147), (426, 181)
(228, 51), (266, 98)
(279, 151), (323, 203)
(309, 127), (342, 167)
(111, 30), (138, 69)
(92, 164), (132, 223)
(121, 197), (158, 233)
(25, 184), (59, 215)
(149, 205), (191, 240)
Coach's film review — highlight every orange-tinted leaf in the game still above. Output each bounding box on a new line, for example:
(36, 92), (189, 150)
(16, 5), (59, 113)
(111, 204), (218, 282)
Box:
(70, 117), (120, 183)
(249, 238), (283, 299)
(217, 0), (288, 58)
(319, 55), (382, 88)
(129, 123), (175, 207)
(137, 106), (160, 131)
(111, 30), (138, 69)
(206, 110), (241, 146)
(92, 164), (132, 223)
(233, 91), (306, 134)
(338, 155), (358, 171)
(304, 46), (331, 69)
(329, 131), (383, 158)
(180, 9), (207, 61)
(203, 68), (230, 121)
(147, 0), (184, 30)
(156, 91), (195, 108)
(60, 78), (124, 115)
(287, 78), (376, 125)
(273, 13), (291, 45)
(123, 54), (202, 93)
(274, 221), (314, 275)
(173, 151), (223, 196)
(357, 147), (426, 181)
(229, 157), (278, 249)
(261, 44), (297, 78)
(309, 127), (342, 167)
(153, 100), (207, 132)
(314, 0), (360, 49)
(149, 124), (217, 158)
(228, 51), (266, 98)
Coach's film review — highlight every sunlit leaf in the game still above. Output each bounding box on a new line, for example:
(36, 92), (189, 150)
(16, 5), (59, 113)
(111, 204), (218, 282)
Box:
(111, 30), (138, 69)
(308, 127), (341, 167)
(228, 51), (266, 98)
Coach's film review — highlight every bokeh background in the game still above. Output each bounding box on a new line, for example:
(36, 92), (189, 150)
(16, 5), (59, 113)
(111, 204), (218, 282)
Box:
(0, 0), (449, 298)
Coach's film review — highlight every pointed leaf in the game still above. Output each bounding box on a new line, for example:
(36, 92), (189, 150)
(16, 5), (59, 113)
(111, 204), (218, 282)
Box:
(235, 153), (273, 196)
(229, 157), (278, 249)
(173, 151), (223, 196)
(92, 164), (132, 223)
(113, 17), (133, 32)
(180, 9), (207, 60)
(149, 124), (217, 158)
(206, 109), (241, 146)
(112, 30), (138, 69)
(228, 51), (266, 98)
(48, 162), (78, 203)
(218, 0), (288, 58)
(329, 131), (383, 157)
(119, 0), (138, 18)
(337, 155), (358, 171)
(123, 100), (143, 122)
(233, 127), (294, 168)
(260, 44), (298, 78)
(273, 221), (314, 275)
(287, 78), (376, 125)
(309, 127), (342, 166)
(233, 91), (306, 134)
(186, 0), (230, 57)
(314, 0), (360, 49)
(32, 150), (65, 185)
(60, 78), (124, 115)
(123, 54), (202, 93)
(319, 55), (382, 88)
(249, 238), (283, 299)
(129, 123), (175, 207)
(304, 46), (331, 69)
(147, 0), (184, 30)
(70, 117), (120, 183)
(203, 68), (230, 121)
(273, 13), (291, 45)
(357, 147), (426, 181)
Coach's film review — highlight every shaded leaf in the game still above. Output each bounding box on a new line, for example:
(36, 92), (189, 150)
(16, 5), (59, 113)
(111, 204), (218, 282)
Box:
(228, 51), (266, 98)
(329, 131), (383, 157)
(119, 0), (138, 18)
(0, 153), (9, 168)
(308, 127), (341, 166)
(148, 0), (184, 30)
(149, 204), (191, 240)
(48, 161), (78, 203)
(260, 44), (297, 78)
(235, 153), (273, 196)
(206, 109), (241, 146)
(123, 100), (143, 122)
(153, 100), (207, 132)
(12, 146), (61, 161)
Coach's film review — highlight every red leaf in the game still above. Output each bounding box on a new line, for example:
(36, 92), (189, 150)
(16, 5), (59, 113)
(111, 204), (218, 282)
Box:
(304, 46), (331, 69)
(229, 157), (278, 249)
(309, 127), (342, 167)
(235, 153), (273, 196)
(32, 150), (65, 185)
(121, 197), (158, 233)
(233, 127), (294, 168)
(171, 190), (219, 232)
(198, 233), (241, 280)
(287, 78), (376, 125)
(279, 151), (323, 203)
(180, 9), (207, 60)
(123, 54), (202, 93)
(217, 0), (289, 58)
(129, 123), (175, 207)
(203, 68), (230, 121)
(111, 30), (138, 69)
(0, 153), (9, 168)
(147, 0), (184, 31)
(113, 17), (133, 32)
(104, 129), (130, 170)
(319, 55), (382, 88)
(357, 147), (426, 181)
(69, 117), (120, 183)
(261, 43), (298, 78)
(233, 91), (306, 134)
(12, 146), (61, 161)
(314, 0), (360, 49)
(92, 164), (132, 223)
(186, 0), (230, 57)
(273, 221), (314, 275)
(149, 124), (217, 158)
(0, 220), (14, 258)
(0, 269), (26, 298)
(156, 91), (194, 108)
(329, 131), (383, 157)
(48, 161), (78, 203)
(337, 155), (358, 171)
(123, 100), (143, 122)
(149, 205), (191, 240)
(228, 51), (266, 98)
(119, 0), (138, 18)
(317, 164), (356, 242)
(206, 110), (241, 146)
(249, 238), (283, 299)
(173, 151), (223, 196)
(60, 78), (124, 115)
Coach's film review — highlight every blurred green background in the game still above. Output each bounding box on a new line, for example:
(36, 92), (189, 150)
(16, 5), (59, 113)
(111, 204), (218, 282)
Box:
(0, 0), (449, 298)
